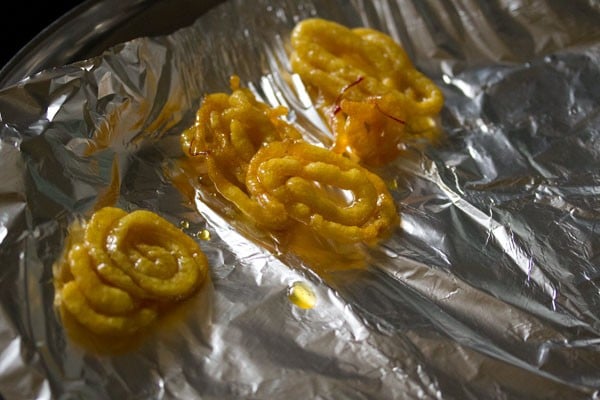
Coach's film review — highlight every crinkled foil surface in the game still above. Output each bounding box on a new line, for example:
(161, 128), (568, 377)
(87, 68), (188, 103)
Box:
(1, 0), (600, 399)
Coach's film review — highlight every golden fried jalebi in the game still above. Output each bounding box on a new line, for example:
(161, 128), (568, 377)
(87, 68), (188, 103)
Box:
(246, 140), (398, 244)
(53, 207), (209, 341)
(181, 76), (301, 229)
(290, 18), (444, 166)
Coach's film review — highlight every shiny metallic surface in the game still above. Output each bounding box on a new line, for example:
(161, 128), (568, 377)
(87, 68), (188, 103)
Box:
(0, 0), (226, 88)
(0, 0), (599, 398)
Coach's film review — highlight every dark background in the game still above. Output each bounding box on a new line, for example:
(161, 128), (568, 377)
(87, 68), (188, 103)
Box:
(0, 1), (86, 71)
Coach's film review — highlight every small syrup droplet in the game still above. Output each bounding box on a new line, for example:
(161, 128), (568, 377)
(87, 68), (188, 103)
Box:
(179, 220), (190, 230)
(288, 281), (316, 310)
(197, 229), (211, 241)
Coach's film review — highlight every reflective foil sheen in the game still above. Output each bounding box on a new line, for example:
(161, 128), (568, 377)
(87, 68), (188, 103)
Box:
(1, 0), (600, 399)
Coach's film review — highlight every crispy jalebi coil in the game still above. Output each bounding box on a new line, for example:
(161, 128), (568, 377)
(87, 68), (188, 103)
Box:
(290, 18), (444, 166)
(181, 76), (301, 229)
(53, 207), (209, 339)
(246, 140), (398, 244)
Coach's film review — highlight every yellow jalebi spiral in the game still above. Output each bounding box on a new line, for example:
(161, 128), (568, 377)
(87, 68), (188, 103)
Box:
(246, 140), (398, 244)
(290, 18), (444, 166)
(181, 76), (302, 229)
(53, 207), (209, 338)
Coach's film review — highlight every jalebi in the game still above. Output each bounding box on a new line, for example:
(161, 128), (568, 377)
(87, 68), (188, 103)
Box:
(53, 207), (209, 338)
(179, 75), (399, 244)
(181, 76), (301, 229)
(246, 140), (398, 244)
(290, 18), (444, 166)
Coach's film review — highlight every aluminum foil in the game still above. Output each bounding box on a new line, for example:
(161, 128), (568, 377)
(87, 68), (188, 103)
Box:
(1, 0), (600, 398)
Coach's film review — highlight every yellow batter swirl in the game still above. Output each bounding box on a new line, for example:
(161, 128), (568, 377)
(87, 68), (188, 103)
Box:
(53, 207), (209, 339)
(246, 140), (398, 244)
(290, 18), (444, 166)
(181, 76), (303, 229)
